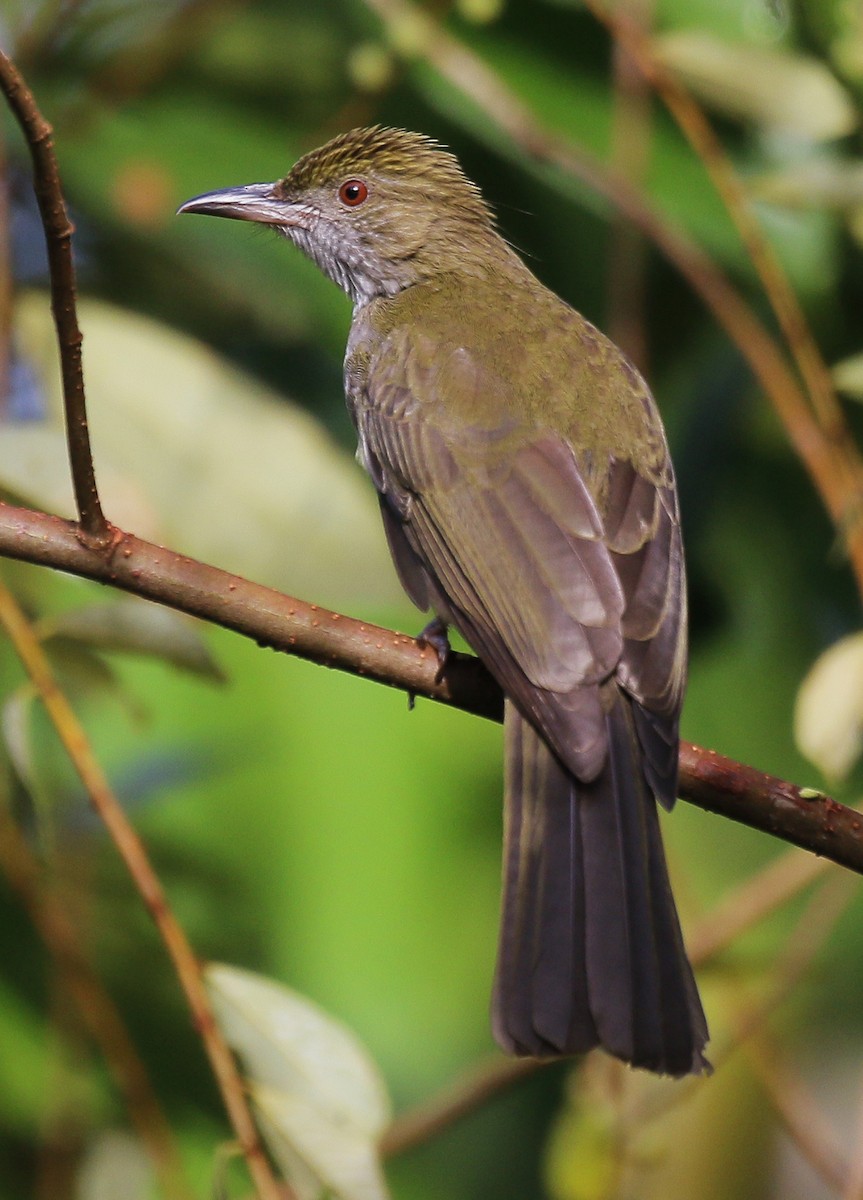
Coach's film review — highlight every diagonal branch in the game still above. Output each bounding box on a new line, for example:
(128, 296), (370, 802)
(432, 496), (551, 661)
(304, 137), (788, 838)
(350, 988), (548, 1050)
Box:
(0, 576), (288, 1200)
(0, 500), (856, 874)
(0, 50), (106, 541)
(0, 806), (193, 1200)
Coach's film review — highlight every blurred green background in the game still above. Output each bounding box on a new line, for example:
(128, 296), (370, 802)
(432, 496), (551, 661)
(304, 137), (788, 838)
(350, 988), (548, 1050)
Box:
(2, 0), (863, 1197)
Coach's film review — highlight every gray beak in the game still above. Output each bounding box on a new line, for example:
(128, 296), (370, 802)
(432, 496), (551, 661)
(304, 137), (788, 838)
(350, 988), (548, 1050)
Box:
(177, 182), (300, 227)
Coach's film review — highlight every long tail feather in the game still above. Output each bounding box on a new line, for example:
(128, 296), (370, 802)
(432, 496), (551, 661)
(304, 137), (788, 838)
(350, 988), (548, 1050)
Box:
(492, 700), (709, 1076)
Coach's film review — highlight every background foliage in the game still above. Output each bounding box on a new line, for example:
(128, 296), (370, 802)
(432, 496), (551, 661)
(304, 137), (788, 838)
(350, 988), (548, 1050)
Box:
(3, 0), (863, 1197)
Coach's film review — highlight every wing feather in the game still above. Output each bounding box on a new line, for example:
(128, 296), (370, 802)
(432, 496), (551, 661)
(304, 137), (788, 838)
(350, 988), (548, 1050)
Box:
(352, 331), (685, 794)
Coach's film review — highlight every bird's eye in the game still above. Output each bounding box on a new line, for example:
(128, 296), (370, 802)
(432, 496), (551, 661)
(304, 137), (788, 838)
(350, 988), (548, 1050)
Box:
(338, 179), (369, 207)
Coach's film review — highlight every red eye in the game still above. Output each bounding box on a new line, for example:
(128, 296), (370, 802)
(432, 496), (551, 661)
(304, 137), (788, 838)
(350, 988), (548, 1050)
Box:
(338, 179), (368, 207)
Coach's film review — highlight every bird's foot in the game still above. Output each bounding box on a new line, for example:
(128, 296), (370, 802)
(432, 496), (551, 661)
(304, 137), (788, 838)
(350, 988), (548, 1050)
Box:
(417, 616), (451, 684)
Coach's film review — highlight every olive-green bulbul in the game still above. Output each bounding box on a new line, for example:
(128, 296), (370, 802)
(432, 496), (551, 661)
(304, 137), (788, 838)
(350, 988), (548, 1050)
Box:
(179, 126), (709, 1076)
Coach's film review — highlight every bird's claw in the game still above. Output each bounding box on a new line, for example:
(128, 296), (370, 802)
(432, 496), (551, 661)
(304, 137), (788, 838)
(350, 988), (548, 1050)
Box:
(417, 616), (451, 684)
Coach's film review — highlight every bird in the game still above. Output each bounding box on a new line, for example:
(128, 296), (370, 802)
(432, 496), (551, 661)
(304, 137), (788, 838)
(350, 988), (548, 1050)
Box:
(179, 126), (709, 1076)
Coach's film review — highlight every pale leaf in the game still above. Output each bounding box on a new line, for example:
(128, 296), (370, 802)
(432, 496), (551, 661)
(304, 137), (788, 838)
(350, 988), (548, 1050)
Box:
(12, 293), (404, 611)
(794, 633), (863, 780)
(832, 352), (863, 401)
(655, 33), (857, 141)
(206, 963), (391, 1200)
(76, 1131), (152, 1200)
(752, 159), (863, 212)
(255, 1083), (390, 1200)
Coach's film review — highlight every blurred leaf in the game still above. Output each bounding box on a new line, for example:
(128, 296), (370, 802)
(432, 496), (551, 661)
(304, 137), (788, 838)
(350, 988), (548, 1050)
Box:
(752, 158), (863, 211)
(206, 963), (391, 1200)
(0, 683), (59, 848)
(794, 633), (863, 780)
(13, 293), (403, 610)
(832, 350), (863, 399)
(1, 685), (37, 798)
(0, 425), (86, 517)
(39, 597), (225, 682)
(654, 32), (858, 140)
(75, 1130), (153, 1200)
(192, 10), (346, 97)
(51, 90), (349, 347)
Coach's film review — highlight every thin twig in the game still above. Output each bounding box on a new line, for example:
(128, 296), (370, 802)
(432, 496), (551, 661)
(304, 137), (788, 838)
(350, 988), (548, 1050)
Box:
(358, 0), (863, 596)
(606, 0), (655, 368)
(0, 577), (287, 1200)
(0, 804), (193, 1200)
(751, 1038), (848, 1197)
(380, 1056), (542, 1157)
(0, 501), (858, 876)
(0, 51), (106, 540)
(688, 841), (832, 967)
(842, 1062), (863, 1199)
(624, 870), (855, 1135)
(725, 872), (855, 1066)
(733, 875), (858, 1195)
(0, 120), (11, 415)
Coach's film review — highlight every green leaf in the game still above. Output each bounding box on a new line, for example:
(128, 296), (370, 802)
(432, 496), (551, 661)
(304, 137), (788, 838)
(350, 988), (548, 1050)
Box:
(206, 963), (391, 1200)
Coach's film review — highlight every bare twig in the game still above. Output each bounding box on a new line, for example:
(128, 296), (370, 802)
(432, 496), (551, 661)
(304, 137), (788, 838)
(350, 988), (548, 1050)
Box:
(0, 577), (287, 1200)
(842, 1063), (863, 1199)
(380, 1056), (542, 1158)
(689, 842), (832, 968)
(0, 805), (193, 1200)
(751, 1039), (848, 1197)
(606, 0), (655, 368)
(0, 121), (11, 414)
(0, 501), (857, 876)
(0, 51), (106, 540)
(724, 872), (855, 1066)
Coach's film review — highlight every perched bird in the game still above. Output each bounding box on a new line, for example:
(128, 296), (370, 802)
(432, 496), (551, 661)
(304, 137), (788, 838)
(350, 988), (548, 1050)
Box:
(179, 126), (709, 1075)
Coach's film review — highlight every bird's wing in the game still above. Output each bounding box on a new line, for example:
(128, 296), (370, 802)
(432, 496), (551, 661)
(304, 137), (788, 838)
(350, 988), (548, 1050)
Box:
(354, 330), (685, 790)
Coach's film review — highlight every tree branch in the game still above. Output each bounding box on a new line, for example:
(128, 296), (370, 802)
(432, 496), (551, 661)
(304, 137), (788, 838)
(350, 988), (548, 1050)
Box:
(0, 500), (856, 873)
(0, 50), (106, 540)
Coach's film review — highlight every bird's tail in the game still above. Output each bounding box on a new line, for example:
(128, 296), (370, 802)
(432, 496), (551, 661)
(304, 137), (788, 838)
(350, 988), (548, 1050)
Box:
(492, 700), (709, 1076)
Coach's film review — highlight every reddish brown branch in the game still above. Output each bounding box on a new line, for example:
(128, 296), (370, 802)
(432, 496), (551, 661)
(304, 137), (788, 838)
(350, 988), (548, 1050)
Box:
(0, 51), (106, 540)
(679, 743), (863, 874)
(0, 500), (856, 874)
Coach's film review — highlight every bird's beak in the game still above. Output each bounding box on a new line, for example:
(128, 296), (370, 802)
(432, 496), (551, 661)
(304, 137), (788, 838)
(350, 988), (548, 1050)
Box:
(177, 182), (305, 228)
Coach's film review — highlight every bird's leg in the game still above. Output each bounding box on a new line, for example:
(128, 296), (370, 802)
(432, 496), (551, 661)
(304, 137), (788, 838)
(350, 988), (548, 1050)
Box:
(417, 615), (451, 684)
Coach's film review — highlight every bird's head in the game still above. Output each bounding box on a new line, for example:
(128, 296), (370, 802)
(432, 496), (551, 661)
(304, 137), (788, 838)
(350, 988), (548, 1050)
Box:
(178, 126), (500, 307)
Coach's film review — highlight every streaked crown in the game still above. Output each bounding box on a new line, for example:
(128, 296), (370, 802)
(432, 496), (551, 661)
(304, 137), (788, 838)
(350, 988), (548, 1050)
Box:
(279, 126), (494, 226)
